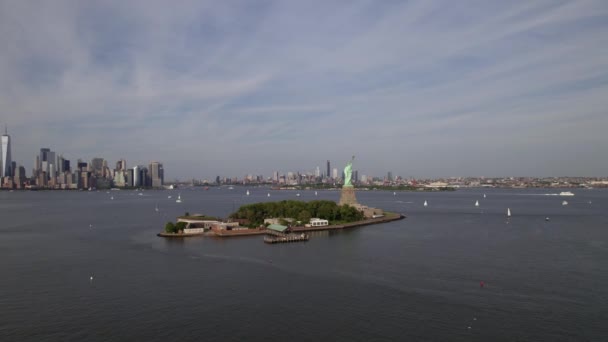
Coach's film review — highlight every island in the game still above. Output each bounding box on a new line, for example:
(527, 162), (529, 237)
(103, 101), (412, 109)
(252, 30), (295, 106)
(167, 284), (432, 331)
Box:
(158, 157), (405, 243)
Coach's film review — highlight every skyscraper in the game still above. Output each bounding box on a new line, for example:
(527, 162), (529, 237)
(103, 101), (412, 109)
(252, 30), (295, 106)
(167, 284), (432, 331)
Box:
(326, 160), (330, 179)
(149, 162), (164, 188)
(1, 127), (12, 178)
(91, 158), (104, 176)
(38, 148), (55, 177)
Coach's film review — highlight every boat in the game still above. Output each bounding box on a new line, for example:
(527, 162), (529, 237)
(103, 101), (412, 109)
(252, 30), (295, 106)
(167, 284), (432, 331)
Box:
(228, 186), (234, 190)
(296, 193), (301, 197)
(246, 190), (250, 196)
(559, 191), (575, 196)
(423, 200), (428, 207)
(155, 203), (159, 212)
(475, 200), (479, 207)
(110, 196), (114, 200)
(176, 194), (182, 203)
(267, 193), (271, 197)
(483, 194), (486, 198)
(138, 193), (143, 196)
(315, 191), (318, 196)
(507, 208), (511, 217)
(562, 200), (568, 206)
(545, 217), (550, 221)
(168, 195), (172, 199)
(393, 192), (396, 196)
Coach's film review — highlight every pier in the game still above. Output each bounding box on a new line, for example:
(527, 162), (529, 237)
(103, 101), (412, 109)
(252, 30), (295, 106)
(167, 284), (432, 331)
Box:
(264, 233), (309, 244)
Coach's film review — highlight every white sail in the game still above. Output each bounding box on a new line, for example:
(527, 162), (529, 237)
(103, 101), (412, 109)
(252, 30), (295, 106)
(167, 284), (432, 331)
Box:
(176, 194), (182, 203)
(246, 190), (250, 196)
(423, 200), (428, 207)
(562, 200), (568, 206)
(393, 192), (396, 196)
(483, 194), (486, 198)
(475, 200), (479, 207)
(315, 191), (318, 196)
(507, 208), (511, 217)
(267, 193), (270, 197)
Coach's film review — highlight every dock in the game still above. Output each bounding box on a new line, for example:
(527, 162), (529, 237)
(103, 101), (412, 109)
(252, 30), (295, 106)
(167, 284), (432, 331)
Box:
(264, 233), (309, 244)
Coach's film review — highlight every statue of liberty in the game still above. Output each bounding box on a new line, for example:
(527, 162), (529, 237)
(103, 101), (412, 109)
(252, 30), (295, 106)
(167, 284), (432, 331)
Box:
(343, 155), (355, 187)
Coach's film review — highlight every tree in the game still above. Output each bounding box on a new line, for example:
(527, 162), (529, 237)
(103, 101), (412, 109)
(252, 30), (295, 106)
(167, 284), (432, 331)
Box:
(165, 222), (176, 233)
(298, 210), (312, 223)
(176, 221), (187, 232)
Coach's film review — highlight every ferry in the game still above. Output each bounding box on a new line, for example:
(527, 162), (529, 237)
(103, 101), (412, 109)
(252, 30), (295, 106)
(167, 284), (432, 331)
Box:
(559, 191), (575, 196)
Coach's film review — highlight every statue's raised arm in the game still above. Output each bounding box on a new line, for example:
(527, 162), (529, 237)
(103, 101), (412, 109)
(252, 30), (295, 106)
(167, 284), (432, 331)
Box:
(343, 155), (355, 187)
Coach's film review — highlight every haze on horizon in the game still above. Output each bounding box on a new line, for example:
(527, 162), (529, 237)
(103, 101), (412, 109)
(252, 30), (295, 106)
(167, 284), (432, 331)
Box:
(1, 1), (607, 180)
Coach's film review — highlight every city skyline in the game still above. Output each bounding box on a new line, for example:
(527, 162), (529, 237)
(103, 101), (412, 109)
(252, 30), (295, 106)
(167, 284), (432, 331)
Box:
(1, 1), (608, 179)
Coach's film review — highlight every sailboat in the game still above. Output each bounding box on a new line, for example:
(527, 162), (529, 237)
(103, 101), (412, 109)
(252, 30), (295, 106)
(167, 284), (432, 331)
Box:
(483, 194), (486, 198)
(423, 200), (428, 207)
(176, 194), (182, 203)
(246, 190), (250, 196)
(562, 200), (568, 206)
(315, 191), (318, 196)
(267, 193), (271, 197)
(475, 200), (480, 207)
(155, 203), (159, 212)
(393, 192), (396, 196)
(110, 196), (114, 200)
(296, 193), (301, 197)
(507, 208), (511, 217)
(168, 195), (172, 199)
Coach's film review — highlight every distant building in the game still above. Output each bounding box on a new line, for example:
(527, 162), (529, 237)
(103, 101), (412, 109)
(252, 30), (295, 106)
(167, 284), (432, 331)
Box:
(1, 127), (12, 178)
(149, 162), (163, 188)
(91, 158), (104, 177)
(326, 160), (330, 179)
(332, 168), (338, 179)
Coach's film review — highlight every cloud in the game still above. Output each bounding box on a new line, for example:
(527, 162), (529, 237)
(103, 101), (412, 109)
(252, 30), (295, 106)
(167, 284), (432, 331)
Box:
(1, 0), (607, 178)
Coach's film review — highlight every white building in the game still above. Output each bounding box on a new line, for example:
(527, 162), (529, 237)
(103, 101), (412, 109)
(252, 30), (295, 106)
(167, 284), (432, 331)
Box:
(309, 218), (329, 227)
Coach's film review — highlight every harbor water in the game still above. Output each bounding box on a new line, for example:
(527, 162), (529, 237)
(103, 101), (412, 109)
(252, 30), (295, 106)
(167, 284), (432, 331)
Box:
(1, 188), (607, 341)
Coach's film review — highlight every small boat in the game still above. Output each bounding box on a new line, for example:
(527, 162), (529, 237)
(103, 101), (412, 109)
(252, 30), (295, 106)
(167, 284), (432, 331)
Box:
(246, 190), (250, 196)
(483, 194), (486, 198)
(562, 200), (568, 206)
(168, 195), (172, 199)
(267, 193), (271, 197)
(507, 208), (511, 217)
(393, 192), (396, 196)
(545, 217), (550, 221)
(228, 186), (234, 190)
(110, 196), (114, 200)
(296, 193), (301, 197)
(423, 200), (428, 207)
(155, 203), (159, 212)
(176, 194), (182, 203)
(475, 200), (479, 207)
(138, 193), (143, 196)
(315, 191), (318, 196)
(559, 191), (575, 196)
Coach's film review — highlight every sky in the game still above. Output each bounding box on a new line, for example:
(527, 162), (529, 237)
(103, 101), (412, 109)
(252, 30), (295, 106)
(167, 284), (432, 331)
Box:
(1, 0), (607, 180)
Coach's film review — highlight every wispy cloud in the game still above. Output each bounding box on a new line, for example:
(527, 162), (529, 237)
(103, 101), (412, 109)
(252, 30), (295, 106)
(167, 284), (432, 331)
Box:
(1, 0), (607, 178)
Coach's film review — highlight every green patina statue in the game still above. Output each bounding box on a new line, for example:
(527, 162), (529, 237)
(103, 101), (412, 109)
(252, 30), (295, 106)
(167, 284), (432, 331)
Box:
(343, 155), (355, 187)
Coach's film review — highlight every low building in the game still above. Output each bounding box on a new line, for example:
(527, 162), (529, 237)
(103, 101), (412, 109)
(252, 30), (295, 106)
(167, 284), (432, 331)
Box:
(353, 204), (384, 218)
(264, 218), (295, 225)
(309, 218), (329, 227)
(267, 224), (289, 233)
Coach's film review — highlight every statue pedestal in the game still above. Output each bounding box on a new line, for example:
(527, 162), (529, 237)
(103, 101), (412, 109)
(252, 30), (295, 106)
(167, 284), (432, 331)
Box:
(339, 186), (358, 206)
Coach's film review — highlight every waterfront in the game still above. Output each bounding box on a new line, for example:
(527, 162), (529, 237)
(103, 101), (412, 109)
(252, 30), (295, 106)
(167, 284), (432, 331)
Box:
(1, 188), (607, 341)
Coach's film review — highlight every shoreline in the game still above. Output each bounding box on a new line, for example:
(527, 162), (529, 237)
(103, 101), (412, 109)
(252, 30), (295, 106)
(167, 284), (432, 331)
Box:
(157, 212), (405, 239)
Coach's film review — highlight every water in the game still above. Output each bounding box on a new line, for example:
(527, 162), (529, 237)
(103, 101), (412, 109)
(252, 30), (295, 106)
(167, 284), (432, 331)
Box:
(1, 188), (607, 341)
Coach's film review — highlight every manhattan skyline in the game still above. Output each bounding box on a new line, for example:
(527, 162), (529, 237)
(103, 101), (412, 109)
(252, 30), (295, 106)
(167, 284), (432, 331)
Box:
(1, 1), (608, 179)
